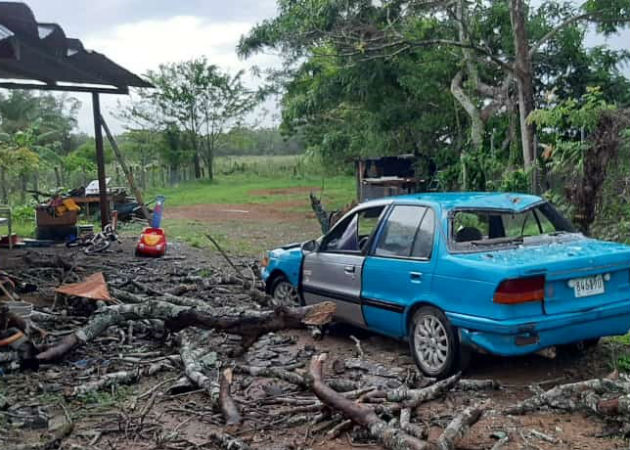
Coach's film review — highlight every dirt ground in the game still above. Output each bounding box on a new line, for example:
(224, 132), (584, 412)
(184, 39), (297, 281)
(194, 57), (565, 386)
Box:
(1, 190), (629, 449)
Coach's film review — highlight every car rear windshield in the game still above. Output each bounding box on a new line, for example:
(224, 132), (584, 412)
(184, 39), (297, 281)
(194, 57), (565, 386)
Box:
(450, 202), (575, 251)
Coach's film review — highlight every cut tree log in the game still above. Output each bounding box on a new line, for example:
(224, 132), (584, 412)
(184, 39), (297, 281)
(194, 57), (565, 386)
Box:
(36, 300), (336, 361)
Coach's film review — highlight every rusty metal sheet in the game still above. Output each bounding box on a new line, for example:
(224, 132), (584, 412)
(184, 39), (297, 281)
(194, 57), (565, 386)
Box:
(54, 272), (112, 301)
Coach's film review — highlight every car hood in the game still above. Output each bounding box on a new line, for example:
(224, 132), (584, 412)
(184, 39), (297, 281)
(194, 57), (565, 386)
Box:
(269, 242), (302, 259)
(450, 235), (630, 278)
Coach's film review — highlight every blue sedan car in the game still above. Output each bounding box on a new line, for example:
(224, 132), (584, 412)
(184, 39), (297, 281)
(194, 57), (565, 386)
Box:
(261, 192), (630, 378)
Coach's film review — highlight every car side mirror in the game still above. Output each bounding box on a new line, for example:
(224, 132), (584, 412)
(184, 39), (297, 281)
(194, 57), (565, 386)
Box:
(302, 239), (319, 253)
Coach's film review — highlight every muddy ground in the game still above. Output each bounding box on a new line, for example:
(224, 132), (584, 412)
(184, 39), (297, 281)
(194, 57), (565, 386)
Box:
(1, 236), (628, 450)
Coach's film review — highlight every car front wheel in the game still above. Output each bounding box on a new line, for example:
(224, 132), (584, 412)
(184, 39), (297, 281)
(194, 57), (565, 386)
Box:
(409, 306), (469, 379)
(270, 276), (300, 305)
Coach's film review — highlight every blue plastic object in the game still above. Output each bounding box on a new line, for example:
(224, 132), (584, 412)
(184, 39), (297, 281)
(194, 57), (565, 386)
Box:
(151, 195), (165, 228)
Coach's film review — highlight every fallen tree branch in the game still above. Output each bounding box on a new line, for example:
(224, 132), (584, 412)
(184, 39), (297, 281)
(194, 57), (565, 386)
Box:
(365, 373), (461, 408)
(219, 368), (241, 427)
(435, 406), (482, 450)
(400, 408), (427, 440)
(179, 331), (220, 405)
(7, 421), (73, 450)
(235, 364), (307, 388)
(205, 234), (247, 280)
(307, 353), (431, 450)
(36, 300), (336, 361)
(68, 360), (174, 396)
(506, 377), (630, 414)
(207, 431), (252, 450)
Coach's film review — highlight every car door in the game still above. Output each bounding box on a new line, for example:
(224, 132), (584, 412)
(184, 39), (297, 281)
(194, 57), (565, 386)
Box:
(362, 205), (438, 337)
(302, 205), (385, 327)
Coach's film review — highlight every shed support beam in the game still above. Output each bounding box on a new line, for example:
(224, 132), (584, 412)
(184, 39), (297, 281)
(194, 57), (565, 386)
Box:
(100, 114), (150, 221)
(92, 92), (109, 229)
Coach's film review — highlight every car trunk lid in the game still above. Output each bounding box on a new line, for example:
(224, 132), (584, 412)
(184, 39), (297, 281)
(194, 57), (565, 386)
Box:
(540, 241), (630, 315)
(456, 236), (630, 315)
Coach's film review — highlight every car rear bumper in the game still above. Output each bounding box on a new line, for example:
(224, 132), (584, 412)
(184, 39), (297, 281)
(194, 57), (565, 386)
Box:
(447, 301), (630, 356)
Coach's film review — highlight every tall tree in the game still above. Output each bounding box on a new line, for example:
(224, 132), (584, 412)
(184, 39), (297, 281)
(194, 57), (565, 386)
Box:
(135, 58), (258, 180)
(240, 0), (630, 189)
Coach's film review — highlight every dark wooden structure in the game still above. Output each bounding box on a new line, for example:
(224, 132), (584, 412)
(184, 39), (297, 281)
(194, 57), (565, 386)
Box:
(355, 154), (423, 202)
(0, 2), (152, 228)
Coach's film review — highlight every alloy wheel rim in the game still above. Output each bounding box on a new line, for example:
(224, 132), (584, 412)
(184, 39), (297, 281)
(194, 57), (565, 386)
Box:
(414, 315), (449, 373)
(274, 281), (298, 303)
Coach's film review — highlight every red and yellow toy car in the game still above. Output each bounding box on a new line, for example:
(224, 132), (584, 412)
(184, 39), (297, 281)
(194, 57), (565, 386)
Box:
(135, 227), (167, 257)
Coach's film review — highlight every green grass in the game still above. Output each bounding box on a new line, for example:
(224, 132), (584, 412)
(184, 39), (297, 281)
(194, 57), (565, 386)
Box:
(146, 173), (353, 210)
(605, 334), (630, 372)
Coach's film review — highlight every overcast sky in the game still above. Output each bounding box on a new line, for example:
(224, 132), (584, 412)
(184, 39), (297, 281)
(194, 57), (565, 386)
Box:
(17, 0), (630, 135)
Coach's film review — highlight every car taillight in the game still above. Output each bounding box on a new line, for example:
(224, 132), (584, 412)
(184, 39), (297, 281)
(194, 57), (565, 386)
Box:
(494, 276), (545, 304)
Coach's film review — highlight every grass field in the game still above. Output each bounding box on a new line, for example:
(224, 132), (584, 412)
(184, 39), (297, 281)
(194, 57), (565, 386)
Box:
(139, 155), (355, 254)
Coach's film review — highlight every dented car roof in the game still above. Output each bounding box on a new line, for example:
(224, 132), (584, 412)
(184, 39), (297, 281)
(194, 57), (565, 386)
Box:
(376, 192), (544, 212)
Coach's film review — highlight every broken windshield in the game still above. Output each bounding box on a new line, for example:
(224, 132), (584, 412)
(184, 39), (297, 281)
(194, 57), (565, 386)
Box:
(450, 202), (576, 251)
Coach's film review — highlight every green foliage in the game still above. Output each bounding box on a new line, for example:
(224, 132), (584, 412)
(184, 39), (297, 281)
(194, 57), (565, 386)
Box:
(498, 169), (531, 193)
(11, 204), (35, 223)
(240, 0), (630, 190)
(529, 86), (615, 179)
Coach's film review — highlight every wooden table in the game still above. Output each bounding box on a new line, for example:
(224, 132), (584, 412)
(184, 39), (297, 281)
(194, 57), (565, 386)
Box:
(71, 196), (114, 220)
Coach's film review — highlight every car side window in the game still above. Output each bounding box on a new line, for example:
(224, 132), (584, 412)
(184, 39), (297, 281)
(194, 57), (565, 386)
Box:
(412, 208), (435, 259)
(375, 206), (426, 258)
(322, 206), (385, 253)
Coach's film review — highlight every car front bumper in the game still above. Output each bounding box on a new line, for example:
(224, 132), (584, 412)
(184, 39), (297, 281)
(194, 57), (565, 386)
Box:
(448, 301), (630, 356)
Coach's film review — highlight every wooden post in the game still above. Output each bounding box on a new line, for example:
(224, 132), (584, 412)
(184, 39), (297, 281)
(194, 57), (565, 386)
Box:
(92, 92), (109, 230)
(100, 114), (150, 221)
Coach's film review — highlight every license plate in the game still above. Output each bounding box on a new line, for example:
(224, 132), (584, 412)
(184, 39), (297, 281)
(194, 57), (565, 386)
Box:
(571, 274), (605, 298)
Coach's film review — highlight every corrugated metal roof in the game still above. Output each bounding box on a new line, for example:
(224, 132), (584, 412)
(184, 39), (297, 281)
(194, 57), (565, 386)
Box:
(0, 2), (152, 91)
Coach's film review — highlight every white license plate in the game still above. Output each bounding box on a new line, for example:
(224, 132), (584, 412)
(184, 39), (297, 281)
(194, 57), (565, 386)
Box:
(571, 274), (605, 298)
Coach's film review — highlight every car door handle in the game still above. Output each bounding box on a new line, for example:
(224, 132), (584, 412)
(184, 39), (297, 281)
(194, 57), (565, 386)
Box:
(344, 265), (356, 274)
(410, 272), (422, 283)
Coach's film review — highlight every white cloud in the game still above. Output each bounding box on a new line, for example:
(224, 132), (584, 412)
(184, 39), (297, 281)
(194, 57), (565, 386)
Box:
(75, 16), (280, 134)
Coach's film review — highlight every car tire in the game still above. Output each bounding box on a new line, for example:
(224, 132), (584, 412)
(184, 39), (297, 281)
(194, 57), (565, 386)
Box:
(270, 275), (300, 305)
(409, 306), (469, 379)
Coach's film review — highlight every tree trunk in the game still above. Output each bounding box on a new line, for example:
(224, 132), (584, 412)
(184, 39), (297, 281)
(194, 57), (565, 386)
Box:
(450, 71), (484, 150)
(19, 174), (27, 203)
(509, 0), (536, 184)
(170, 164), (179, 185)
(192, 139), (202, 179)
(0, 167), (8, 204)
(54, 167), (62, 187)
(36, 300), (336, 362)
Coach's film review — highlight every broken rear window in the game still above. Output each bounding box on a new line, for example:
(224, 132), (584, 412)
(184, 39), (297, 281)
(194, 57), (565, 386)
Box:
(450, 202), (575, 251)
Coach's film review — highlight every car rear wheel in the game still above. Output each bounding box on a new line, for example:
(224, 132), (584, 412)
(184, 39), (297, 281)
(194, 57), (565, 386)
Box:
(409, 306), (469, 379)
(270, 276), (300, 305)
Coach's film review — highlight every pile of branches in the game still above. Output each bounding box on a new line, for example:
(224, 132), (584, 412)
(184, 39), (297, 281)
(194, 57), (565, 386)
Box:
(0, 249), (489, 450)
(508, 372), (630, 423)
